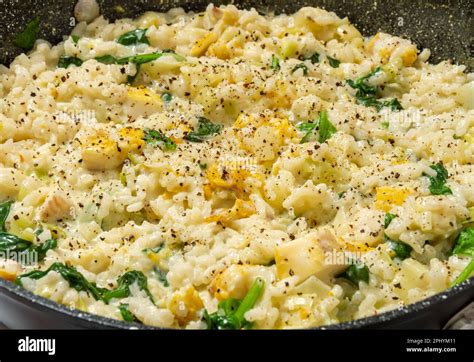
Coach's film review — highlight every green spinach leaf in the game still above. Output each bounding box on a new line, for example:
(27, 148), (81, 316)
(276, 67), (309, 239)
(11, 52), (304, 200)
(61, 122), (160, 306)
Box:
(271, 54), (280, 70)
(117, 29), (150, 46)
(203, 277), (265, 330)
(452, 228), (474, 258)
(347, 67), (402, 111)
(317, 110), (337, 143)
(184, 117), (222, 143)
(143, 129), (176, 151)
(291, 63), (308, 75)
(423, 162), (452, 195)
(0, 201), (56, 262)
(16, 262), (107, 300)
(327, 56), (340, 68)
(119, 303), (141, 323)
(0, 200), (13, 231)
(58, 56), (83, 68)
(102, 270), (155, 304)
(338, 264), (369, 285)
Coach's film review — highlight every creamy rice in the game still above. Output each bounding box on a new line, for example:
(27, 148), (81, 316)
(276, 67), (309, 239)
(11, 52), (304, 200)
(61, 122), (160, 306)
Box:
(0, 4), (473, 329)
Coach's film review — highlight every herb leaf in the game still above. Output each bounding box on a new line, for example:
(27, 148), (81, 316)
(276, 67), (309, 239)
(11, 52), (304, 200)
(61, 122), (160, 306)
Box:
(0, 233), (35, 255)
(327, 56), (340, 68)
(317, 110), (337, 143)
(451, 228), (474, 285)
(13, 17), (40, 50)
(271, 54), (280, 70)
(383, 213), (412, 260)
(338, 264), (369, 285)
(423, 162), (453, 195)
(102, 270), (155, 304)
(297, 121), (317, 143)
(119, 303), (142, 324)
(153, 267), (169, 287)
(161, 92), (172, 103)
(119, 303), (141, 323)
(0, 201), (57, 262)
(65, 50), (186, 80)
(384, 213), (396, 228)
(452, 259), (474, 286)
(71, 35), (81, 44)
(307, 52), (320, 64)
(117, 29), (150, 46)
(16, 263), (155, 304)
(297, 111), (336, 144)
(381, 98), (403, 111)
(0, 200), (13, 232)
(95, 55), (120, 64)
(347, 67), (402, 111)
(16, 262), (107, 300)
(386, 237), (412, 260)
(203, 277), (264, 330)
(144, 129), (176, 151)
(184, 117), (222, 143)
(58, 56), (83, 68)
(291, 63), (308, 76)
(452, 228), (474, 258)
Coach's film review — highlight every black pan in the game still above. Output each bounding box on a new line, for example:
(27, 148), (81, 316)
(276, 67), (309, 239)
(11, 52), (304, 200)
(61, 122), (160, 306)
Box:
(0, 0), (473, 329)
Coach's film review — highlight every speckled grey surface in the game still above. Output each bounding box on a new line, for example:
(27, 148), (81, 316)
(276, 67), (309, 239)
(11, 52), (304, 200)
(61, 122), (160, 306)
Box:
(0, 0), (472, 69)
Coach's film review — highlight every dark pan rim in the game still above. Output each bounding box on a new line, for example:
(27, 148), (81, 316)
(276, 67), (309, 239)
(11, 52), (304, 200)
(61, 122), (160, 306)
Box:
(0, 277), (472, 329)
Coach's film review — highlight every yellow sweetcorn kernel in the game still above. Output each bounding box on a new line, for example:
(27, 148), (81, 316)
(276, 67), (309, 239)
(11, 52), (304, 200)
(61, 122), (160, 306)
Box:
(127, 86), (163, 105)
(374, 186), (414, 212)
(400, 47), (417, 67)
(203, 184), (213, 199)
(268, 117), (297, 145)
(118, 127), (145, 154)
(168, 286), (204, 325)
(379, 47), (391, 62)
(206, 163), (234, 189)
(126, 86), (164, 119)
(205, 199), (256, 224)
(0, 269), (16, 281)
(207, 43), (231, 60)
(81, 131), (126, 171)
(205, 163), (253, 197)
(209, 264), (250, 301)
(191, 32), (218, 57)
(81, 126), (146, 171)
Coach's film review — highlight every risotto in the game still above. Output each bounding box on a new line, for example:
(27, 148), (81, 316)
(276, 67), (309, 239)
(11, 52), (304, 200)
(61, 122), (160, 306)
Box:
(0, 3), (473, 329)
